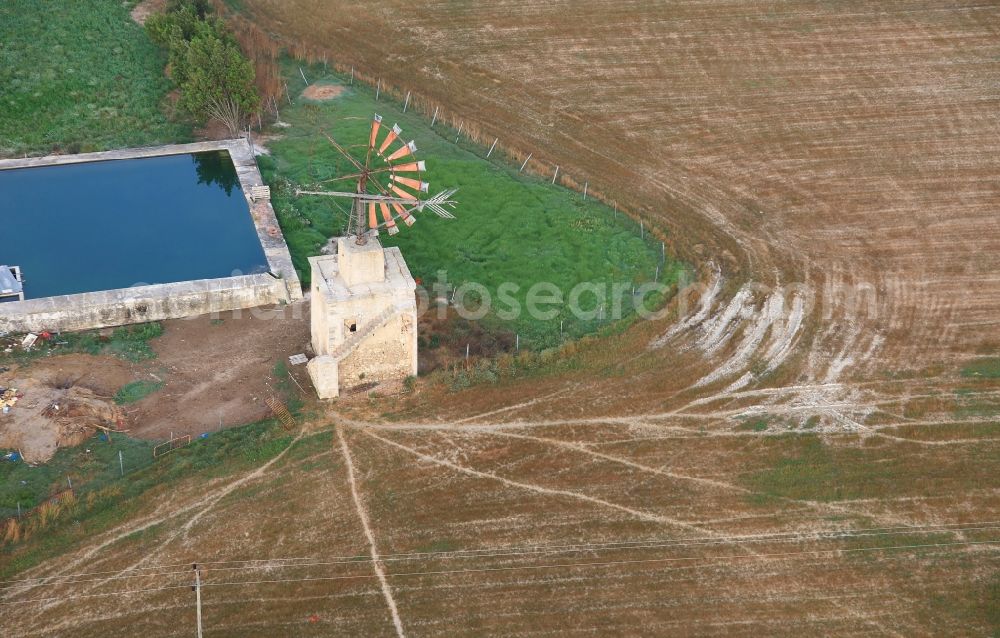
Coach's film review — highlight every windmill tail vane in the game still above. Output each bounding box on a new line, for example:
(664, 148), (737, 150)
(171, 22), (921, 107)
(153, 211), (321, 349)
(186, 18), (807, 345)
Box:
(302, 113), (456, 245)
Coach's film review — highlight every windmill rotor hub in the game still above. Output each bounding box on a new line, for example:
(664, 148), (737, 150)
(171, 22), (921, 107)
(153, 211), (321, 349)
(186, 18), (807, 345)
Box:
(296, 112), (457, 245)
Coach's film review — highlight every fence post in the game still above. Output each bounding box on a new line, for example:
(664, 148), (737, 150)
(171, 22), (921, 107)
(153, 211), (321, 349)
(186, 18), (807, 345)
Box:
(403, 91), (411, 112)
(519, 153), (532, 172)
(487, 138), (498, 158)
(375, 79), (381, 101)
(119, 450), (124, 476)
(552, 166), (559, 184)
(431, 106), (439, 127)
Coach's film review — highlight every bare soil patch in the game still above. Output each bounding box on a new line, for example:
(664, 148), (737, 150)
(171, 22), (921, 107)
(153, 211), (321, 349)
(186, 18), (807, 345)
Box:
(301, 84), (344, 101)
(130, 0), (168, 25)
(130, 304), (311, 439)
(0, 303), (311, 454)
(0, 360), (129, 463)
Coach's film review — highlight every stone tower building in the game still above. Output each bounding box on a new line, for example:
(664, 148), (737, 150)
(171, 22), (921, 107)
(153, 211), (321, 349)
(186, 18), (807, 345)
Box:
(307, 236), (418, 398)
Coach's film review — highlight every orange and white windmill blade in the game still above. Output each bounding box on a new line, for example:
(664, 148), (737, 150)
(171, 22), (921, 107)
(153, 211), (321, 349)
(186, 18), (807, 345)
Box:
(379, 201), (399, 235)
(391, 175), (429, 193)
(378, 124), (402, 156)
(368, 114), (382, 150)
(387, 141), (417, 162)
(391, 160), (426, 173)
(392, 202), (416, 227)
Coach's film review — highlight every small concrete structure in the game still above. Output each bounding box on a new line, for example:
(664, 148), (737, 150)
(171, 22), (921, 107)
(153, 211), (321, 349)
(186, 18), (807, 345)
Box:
(0, 267), (24, 302)
(0, 140), (301, 333)
(307, 235), (418, 398)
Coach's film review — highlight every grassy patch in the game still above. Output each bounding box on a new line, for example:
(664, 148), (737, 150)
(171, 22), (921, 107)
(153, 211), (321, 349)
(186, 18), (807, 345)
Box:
(113, 380), (165, 405)
(263, 60), (677, 349)
(745, 436), (898, 502)
(0, 322), (164, 366)
(736, 417), (770, 432)
(0, 0), (191, 156)
(0, 435), (155, 519)
(961, 358), (1000, 379)
(0, 418), (298, 577)
(985, 573), (1000, 637)
(413, 538), (459, 554)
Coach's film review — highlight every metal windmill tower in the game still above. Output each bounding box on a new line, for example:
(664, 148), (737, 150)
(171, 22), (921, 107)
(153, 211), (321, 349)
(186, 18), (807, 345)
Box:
(297, 114), (457, 245)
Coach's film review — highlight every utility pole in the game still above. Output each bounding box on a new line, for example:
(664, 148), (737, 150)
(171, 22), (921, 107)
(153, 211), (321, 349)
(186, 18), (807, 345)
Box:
(193, 564), (203, 638)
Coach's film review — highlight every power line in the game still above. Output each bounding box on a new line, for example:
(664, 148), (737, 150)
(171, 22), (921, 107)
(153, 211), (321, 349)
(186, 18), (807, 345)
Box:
(5, 520), (999, 588)
(1, 539), (997, 608)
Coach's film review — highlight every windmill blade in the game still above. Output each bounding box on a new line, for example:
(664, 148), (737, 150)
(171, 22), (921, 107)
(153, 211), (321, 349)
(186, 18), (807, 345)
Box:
(379, 202), (399, 235)
(392, 202), (416, 227)
(378, 124), (402, 156)
(391, 175), (429, 192)
(391, 161), (426, 173)
(368, 114), (382, 150)
(386, 141), (417, 162)
(368, 201), (378, 229)
(390, 183), (419, 201)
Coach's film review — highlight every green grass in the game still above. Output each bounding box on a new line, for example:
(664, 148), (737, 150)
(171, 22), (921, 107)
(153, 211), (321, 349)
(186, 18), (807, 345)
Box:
(263, 61), (679, 348)
(986, 573), (1000, 637)
(0, 435), (156, 519)
(961, 358), (1000, 379)
(1, 419), (318, 578)
(0, 322), (165, 366)
(0, 0), (191, 157)
(745, 436), (899, 502)
(113, 380), (165, 405)
(737, 417), (770, 432)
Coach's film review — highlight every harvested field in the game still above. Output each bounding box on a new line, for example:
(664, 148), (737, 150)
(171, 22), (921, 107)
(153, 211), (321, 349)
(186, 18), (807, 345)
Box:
(2, 1), (999, 635)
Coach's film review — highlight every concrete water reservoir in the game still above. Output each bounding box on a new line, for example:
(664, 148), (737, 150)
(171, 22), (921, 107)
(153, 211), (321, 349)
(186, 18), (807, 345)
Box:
(0, 140), (301, 333)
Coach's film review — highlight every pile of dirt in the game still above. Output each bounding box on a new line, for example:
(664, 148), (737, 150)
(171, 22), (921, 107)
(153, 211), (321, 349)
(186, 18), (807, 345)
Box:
(301, 84), (344, 101)
(0, 373), (126, 464)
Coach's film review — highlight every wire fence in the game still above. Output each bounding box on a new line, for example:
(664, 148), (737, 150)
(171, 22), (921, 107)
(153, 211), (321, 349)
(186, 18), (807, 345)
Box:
(271, 59), (689, 351)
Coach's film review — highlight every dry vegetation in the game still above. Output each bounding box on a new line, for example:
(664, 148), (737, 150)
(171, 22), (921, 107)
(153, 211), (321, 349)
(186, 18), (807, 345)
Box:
(2, 1), (998, 635)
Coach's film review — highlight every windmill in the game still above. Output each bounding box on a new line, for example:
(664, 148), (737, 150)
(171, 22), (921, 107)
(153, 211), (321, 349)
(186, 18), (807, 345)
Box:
(296, 114), (457, 245)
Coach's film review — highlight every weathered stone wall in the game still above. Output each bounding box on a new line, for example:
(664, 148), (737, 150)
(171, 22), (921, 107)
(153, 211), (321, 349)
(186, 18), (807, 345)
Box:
(0, 274), (287, 334)
(339, 312), (417, 390)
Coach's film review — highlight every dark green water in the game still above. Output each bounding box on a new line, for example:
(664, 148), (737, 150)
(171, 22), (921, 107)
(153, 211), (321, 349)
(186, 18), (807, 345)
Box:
(0, 151), (269, 300)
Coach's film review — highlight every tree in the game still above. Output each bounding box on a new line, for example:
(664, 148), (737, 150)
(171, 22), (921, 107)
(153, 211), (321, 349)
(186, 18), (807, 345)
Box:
(176, 26), (260, 138)
(145, 4), (202, 49)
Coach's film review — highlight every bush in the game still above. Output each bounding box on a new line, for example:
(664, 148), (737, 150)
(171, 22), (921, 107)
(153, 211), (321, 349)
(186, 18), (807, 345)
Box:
(146, 1), (258, 135)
